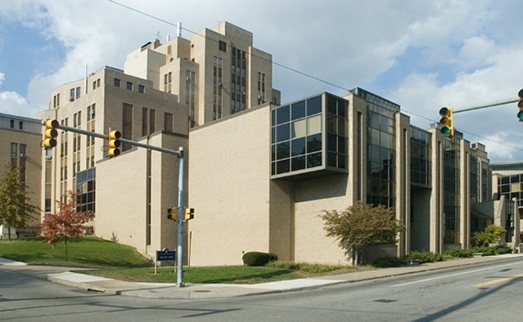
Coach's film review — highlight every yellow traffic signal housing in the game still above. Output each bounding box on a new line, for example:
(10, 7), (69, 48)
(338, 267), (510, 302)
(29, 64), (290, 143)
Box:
(167, 208), (177, 221)
(184, 208), (194, 221)
(43, 118), (59, 148)
(108, 130), (121, 157)
(439, 106), (454, 137)
(517, 89), (523, 122)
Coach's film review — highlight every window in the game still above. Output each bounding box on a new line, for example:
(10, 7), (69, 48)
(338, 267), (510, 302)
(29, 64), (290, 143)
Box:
(138, 85), (145, 93)
(53, 94), (60, 108)
(164, 72), (172, 93)
(231, 47), (247, 114)
(76, 87), (81, 99)
(9, 120), (14, 129)
(164, 112), (173, 132)
(70, 88), (75, 101)
(122, 103), (133, 152)
(114, 78), (121, 87)
(219, 40), (227, 52)
(212, 59), (222, 120)
(258, 72), (266, 104)
(126, 81), (133, 91)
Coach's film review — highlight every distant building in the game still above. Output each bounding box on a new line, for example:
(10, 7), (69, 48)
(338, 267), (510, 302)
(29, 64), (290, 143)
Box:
(0, 113), (42, 237)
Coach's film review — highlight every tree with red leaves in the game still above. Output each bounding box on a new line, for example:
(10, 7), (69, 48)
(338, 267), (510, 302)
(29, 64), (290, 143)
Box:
(41, 191), (91, 261)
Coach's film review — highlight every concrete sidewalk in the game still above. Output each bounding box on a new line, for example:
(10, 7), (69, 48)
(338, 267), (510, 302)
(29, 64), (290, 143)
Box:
(2, 254), (523, 299)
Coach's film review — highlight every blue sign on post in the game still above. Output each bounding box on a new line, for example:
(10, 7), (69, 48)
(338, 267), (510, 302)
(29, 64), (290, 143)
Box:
(156, 248), (175, 261)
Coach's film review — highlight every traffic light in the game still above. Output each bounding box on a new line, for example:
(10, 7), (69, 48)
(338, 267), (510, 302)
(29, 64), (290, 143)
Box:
(517, 89), (523, 122)
(439, 106), (454, 137)
(43, 118), (59, 148)
(184, 208), (194, 221)
(108, 130), (121, 157)
(167, 208), (177, 221)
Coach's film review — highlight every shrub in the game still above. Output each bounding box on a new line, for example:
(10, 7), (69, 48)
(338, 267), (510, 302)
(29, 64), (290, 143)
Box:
(266, 261), (355, 273)
(242, 251), (278, 266)
(474, 225), (506, 246)
(443, 248), (474, 258)
(471, 245), (511, 255)
(405, 251), (445, 263)
(372, 256), (403, 268)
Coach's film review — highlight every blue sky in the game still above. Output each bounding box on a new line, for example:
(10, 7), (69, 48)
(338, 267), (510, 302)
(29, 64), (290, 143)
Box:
(1, 0), (523, 161)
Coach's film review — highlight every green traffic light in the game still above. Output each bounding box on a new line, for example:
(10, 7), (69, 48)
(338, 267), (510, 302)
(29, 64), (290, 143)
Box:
(441, 127), (451, 135)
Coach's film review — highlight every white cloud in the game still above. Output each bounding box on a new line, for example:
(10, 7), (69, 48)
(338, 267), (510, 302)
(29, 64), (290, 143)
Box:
(2, 0), (523, 161)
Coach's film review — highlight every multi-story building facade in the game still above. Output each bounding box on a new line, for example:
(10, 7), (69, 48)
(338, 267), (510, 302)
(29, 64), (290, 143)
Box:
(0, 113), (42, 238)
(33, 21), (279, 255)
(5, 21), (509, 264)
(188, 89), (494, 266)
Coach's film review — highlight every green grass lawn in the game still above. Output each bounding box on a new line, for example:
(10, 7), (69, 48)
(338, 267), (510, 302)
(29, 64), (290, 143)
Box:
(0, 237), (153, 268)
(0, 237), (360, 284)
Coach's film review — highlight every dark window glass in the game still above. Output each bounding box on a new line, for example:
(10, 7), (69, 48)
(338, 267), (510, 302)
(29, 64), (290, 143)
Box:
(276, 142), (290, 160)
(327, 133), (337, 152)
(276, 160), (290, 174)
(292, 137), (306, 156)
(307, 133), (322, 153)
(338, 99), (347, 117)
(291, 101), (306, 120)
(276, 123), (290, 142)
(271, 110), (276, 126)
(307, 96), (322, 115)
(138, 85), (145, 93)
(114, 78), (121, 87)
(292, 156), (306, 171)
(327, 152), (337, 167)
(271, 144), (276, 161)
(327, 95), (337, 114)
(307, 152), (322, 168)
(277, 105), (290, 124)
(338, 136), (346, 154)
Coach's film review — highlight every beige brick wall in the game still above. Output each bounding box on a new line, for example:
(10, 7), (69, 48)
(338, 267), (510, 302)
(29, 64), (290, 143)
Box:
(188, 105), (272, 266)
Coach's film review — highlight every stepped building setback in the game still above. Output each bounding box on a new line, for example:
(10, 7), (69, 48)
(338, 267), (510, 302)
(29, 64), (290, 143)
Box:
(1, 21), (519, 263)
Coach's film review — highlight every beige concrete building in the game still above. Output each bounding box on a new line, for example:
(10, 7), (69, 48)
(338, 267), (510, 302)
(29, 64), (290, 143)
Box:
(33, 21), (278, 258)
(7, 21), (510, 265)
(187, 89), (494, 266)
(0, 113), (42, 237)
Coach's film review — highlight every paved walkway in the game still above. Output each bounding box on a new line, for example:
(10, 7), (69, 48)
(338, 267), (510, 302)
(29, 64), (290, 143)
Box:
(1, 254), (522, 299)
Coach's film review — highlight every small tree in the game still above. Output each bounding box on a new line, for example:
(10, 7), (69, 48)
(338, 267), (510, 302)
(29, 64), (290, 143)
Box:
(320, 201), (404, 266)
(474, 224), (506, 246)
(41, 191), (91, 261)
(0, 165), (39, 240)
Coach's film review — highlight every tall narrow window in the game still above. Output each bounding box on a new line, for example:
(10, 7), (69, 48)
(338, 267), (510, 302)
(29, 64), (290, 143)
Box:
(164, 112), (173, 132)
(186, 70), (196, 126)
(231, 47), (247, 114)
(258, 72), (266, 105)
(142, 107), (148, 137)
(122, 103), (133, 152)
(212, 58), (223, 121)
(164, 72), (172, 93)
(149, 109), (156, 134)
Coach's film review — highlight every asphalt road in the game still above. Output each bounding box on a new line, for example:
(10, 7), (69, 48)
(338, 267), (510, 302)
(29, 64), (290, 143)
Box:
(2, 258), (523, 321)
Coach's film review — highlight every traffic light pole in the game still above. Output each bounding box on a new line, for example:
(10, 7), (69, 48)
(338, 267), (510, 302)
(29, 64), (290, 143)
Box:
(42, 121), (187, 287)
(451, 98), (518, 114)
